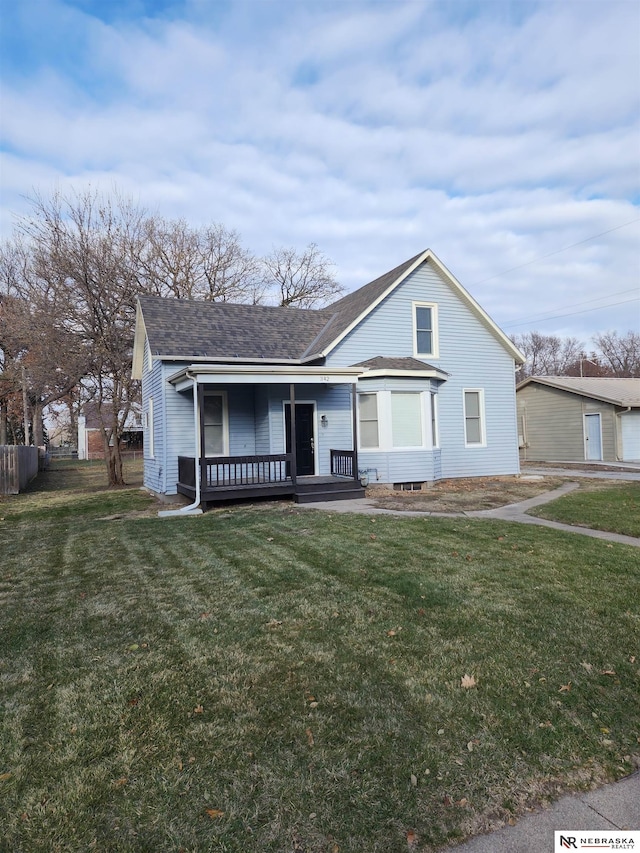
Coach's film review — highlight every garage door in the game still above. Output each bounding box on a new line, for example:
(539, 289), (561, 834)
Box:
(621, 411), (640, 461)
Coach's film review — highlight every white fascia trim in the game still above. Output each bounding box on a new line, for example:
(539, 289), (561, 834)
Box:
(320, 250), (432, 358)
(156, 354), (308, 366)
(168, 364), (364, 391)
(426, 253), (525, 364)
(358, 369), (449, 381)
(131, 302), (147, 380)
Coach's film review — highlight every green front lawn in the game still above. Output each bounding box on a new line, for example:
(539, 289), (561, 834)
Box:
(529, 481), (640, 538)
(1, 463), (639, 852)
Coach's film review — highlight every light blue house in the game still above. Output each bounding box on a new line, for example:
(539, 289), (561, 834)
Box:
(132, 249), (524, 507)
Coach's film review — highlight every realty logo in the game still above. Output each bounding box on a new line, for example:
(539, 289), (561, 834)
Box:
(554, 831), (639, 851)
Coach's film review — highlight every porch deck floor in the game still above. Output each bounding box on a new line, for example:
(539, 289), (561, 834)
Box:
(177, 474), (362, 504)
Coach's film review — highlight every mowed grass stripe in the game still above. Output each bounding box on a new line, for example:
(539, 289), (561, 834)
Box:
(1, 466), (639, 852)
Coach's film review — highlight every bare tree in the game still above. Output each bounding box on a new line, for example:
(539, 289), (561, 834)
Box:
(139, 218), (262, 303)
(14, 188), (146, 484)
(592, 330), (640, 377)
(261, 243), (343, 308)
(512, 331), (584, 382)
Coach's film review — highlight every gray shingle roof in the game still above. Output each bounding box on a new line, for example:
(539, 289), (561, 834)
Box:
(137, 252), (426, 363)
(354, 356), (441, 371)
(138, 296), (333, 361)
(303, 252), (425, 358)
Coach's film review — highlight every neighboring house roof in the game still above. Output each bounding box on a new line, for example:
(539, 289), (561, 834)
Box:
(517, 376), (640, 408)
(80, 401), (143, 430)
(133, 249), (524, 378)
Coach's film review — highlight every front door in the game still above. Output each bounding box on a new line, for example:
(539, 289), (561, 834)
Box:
(285, 403), (315, 476)
(584, 413), (602, 461)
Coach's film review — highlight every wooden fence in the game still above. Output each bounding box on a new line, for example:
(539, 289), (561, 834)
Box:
(0, 446), (41, 495)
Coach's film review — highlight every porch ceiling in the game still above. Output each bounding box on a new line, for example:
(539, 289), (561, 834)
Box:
(168, 363), (364, 391)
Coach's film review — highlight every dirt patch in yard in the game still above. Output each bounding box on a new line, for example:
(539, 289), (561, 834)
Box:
(367, 475), (565, 512)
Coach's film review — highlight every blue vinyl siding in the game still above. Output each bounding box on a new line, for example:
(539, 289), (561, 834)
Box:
(264, 384), (353, 475)
(326, 260), (520, 480)
(163, 365), (197, 495)
(227, 388), (257, 456)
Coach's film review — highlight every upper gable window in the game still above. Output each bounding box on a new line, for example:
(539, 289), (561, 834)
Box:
(413, 303), (439, 358)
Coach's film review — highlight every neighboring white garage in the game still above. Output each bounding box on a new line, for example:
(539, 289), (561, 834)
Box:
(620, 410), (640, 461)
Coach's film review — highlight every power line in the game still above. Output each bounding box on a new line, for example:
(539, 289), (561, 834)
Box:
(503, 296), (640, 329)
(472, 217), (640, 287)
(501, 287), (639, 327)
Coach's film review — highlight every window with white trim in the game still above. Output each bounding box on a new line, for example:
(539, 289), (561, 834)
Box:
(358, 393), (379, 449)
(203, 393), (227, 456)
(464, 389), (485, 446)
(430, 392), (439, 448)
(413, 302), (439, 358)
(391, 392), (423, 448)
(146, 397), (154, 458)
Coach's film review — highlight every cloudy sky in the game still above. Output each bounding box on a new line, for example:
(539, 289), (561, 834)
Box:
(1, 0), (639, 344)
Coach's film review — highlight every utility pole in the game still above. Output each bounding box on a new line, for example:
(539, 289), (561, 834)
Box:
(21, 363), (30, 446)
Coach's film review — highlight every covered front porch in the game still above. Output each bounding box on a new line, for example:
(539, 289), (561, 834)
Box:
(168, 364), (365, 506)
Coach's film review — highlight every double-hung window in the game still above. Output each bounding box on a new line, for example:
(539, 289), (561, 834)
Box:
(146, 397), (154, 458)
(203, 393), (227, 456)
(413, 302), (438, 358)
(464, 389), (485, 447)
(358, 393), (379, 449)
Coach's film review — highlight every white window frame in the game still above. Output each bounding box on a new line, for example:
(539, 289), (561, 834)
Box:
(146, 397), (154, 459)
(430, 392), (439, 449)
(203, 390), (229, 457)
(358, 392), (380, 450)
(413, 302), (439, 359)
(359, 390), (431, 452)
(463, 388), (486, 448)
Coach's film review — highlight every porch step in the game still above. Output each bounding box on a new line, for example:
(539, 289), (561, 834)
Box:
(294, 486), (366, 504)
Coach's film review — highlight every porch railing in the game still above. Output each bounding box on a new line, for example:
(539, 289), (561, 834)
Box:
(330, 449), (356, 478)
(178, 454), (292, 490)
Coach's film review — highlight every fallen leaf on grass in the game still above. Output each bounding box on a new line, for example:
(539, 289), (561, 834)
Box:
(0, 772), (12, 782)
(406, 829), (418, 848)
(581, 661), (593, 673)
(559, 682), (572, 693)
(601, 669), (616, 676)
(113, 778), (128, 787)
(205, 808), (224, 819)
(461, 674), (477, 689)
(194, 704), (204, 714)
(306, 727), (314, 747)
(410, 773), (417, 787)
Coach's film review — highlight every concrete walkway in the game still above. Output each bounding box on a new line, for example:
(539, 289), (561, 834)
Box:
(301, 480), (640, 548)
(440, 771), (640, 852)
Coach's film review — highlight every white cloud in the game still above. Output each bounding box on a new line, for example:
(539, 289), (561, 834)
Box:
(1, 0), (638, 342)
